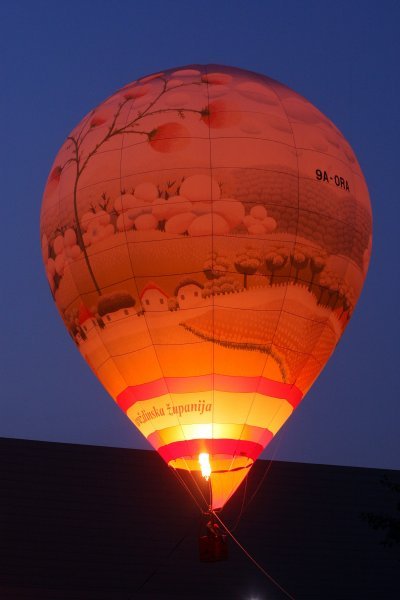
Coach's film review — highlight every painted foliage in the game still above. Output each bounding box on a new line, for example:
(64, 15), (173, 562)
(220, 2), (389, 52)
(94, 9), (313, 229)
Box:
(41, 65), (372, 509)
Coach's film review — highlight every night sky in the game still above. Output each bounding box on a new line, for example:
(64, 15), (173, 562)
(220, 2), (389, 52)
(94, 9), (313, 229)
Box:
(1, 0), (399, 470)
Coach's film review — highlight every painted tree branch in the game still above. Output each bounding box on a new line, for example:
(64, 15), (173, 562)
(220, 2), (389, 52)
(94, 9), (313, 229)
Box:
(62, 75), (206, 296)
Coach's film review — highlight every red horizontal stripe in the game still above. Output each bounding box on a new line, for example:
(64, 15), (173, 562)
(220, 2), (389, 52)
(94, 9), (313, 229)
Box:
(157, 438), (265, 463)
(117, 374), (302, 412)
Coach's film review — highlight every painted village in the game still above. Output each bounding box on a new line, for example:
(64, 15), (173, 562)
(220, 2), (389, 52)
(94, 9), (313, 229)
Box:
(40, 170), (371, 394)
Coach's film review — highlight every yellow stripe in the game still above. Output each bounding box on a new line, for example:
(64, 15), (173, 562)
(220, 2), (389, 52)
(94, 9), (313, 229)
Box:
(126, 391), (293, 438)
(148, 422), (278, 448)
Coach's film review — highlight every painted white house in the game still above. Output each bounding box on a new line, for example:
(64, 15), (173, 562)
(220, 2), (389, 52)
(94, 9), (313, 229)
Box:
(175, 281), (204, 309)
(140, 283), (169, 311)
(78, 305), (96, 334)
(102, 305), (136, 323)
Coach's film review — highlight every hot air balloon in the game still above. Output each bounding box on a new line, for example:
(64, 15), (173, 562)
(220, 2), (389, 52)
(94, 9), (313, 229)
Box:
(40, 65), (372, 515)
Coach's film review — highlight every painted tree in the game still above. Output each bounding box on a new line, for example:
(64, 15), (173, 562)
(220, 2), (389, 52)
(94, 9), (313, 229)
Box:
(318, 270), (332, 305)
(203, 276), (241, 297)
(265, 247), (289, 285)
(203, 251), (230, 280)
(318, 270), (343, 308)
(97, 292), (136, 317)
(168, 297), (179, 311)
(308, 252), (327, 291)
(234, 247), (262, 289)
(336, 281), (356, 320)
(63, 307), (79, 341)
(54, 76), (207, 295)
(290, 249), (309, 282)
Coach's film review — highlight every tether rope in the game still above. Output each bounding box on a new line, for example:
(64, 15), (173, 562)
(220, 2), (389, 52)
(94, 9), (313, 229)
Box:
(133, 526), (193, 595)
(212, 511), (296, 600)
(170, 467), (207, 514)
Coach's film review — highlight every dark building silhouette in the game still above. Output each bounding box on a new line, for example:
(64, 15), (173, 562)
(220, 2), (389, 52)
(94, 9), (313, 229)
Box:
(1, 437), (398, 599)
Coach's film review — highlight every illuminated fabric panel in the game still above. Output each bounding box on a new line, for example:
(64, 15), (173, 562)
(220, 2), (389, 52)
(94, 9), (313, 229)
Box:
(41, 64), (372, 510)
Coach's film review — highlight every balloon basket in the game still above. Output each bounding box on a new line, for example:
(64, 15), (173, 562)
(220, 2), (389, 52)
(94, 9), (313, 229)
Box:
(198, 533), (228, 562)
(199, 512), (228, 562)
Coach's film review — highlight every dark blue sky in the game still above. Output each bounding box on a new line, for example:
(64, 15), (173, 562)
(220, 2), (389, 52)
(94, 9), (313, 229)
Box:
(1, 0), (399, 469)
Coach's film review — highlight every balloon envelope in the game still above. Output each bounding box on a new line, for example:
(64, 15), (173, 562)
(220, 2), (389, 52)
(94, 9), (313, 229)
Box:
(41, 65), (372, 509)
